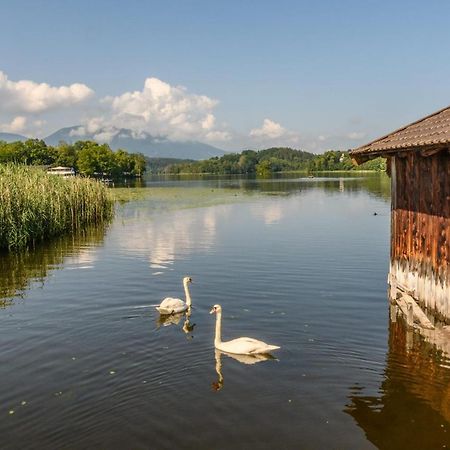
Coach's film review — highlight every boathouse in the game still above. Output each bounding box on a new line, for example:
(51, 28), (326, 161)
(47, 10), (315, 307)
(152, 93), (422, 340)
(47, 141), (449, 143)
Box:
(350, 106), (450, 322)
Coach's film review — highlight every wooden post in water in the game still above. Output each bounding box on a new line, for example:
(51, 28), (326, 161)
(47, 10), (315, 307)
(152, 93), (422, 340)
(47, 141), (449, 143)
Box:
(406, 303), (414, 327)
(390, 304), (397, 323)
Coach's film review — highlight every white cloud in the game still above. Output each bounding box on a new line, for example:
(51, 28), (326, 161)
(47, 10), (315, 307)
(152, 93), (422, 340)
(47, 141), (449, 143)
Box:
(68, 127), (87, 138)
(93, 128), (120, 143)
(84, 77), (230, 143)
(0, 70), (93, 114)
(246, 118), (302, 148)
(347, 131), (366, 140)
(250, 118), (287, 139)
(33, 119), (46, 128)
(205, 130), (231, 141)
(1, 116), (27, 133)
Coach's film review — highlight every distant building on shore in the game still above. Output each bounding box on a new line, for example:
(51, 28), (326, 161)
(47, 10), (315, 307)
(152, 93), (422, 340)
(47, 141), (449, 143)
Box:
(350, 106), (450, 322)
(47, 166), (76, 177)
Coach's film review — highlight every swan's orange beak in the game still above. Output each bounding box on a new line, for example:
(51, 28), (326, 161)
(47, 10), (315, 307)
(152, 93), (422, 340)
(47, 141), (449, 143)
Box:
(209, 307), (216, 314)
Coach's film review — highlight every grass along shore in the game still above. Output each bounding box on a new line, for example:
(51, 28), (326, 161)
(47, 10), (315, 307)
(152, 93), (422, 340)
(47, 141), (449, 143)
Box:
(0, 165), (113, 251)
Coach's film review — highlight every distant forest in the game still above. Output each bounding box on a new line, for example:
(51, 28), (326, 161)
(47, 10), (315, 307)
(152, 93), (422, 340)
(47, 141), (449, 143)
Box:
(145, 157), (195, 174)
(0, 139), (146, 179)
(1, 140), (385, 177)
(159, 148), (386, 175)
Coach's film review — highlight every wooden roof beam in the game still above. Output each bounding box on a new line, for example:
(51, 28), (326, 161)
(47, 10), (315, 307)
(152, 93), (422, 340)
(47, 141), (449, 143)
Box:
(420, 146), (447, 157)
(352, 145), (449, 165)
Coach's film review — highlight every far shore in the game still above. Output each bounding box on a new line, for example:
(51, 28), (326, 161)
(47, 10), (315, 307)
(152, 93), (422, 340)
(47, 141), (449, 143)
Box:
(163, 169), (383, 176)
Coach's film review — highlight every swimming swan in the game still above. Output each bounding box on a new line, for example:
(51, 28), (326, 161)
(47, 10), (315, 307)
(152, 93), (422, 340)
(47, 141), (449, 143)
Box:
(209, 304), (280, 355)
(157, 277), (192, 314)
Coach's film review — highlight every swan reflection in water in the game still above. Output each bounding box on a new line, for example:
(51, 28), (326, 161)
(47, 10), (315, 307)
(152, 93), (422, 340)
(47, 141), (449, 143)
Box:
(156, 307), (196, 339)
(212, 349), (277, 391)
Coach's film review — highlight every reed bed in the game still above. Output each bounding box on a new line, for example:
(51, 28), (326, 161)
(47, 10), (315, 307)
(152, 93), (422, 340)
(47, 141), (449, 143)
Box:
(0, 165), (113, 250)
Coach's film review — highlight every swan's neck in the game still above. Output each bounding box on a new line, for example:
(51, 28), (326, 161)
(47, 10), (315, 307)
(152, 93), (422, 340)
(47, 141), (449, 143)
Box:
(183, 281), (192, 307)
(215, 311), (222, 346)
(215, 350), (223, 382)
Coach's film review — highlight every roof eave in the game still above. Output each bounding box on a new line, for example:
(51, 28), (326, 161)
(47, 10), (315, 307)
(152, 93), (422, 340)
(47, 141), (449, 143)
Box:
(350, 143), (450, 165)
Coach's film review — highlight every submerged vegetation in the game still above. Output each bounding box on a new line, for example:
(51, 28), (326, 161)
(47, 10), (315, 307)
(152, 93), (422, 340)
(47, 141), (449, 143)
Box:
(0, 165), (113, 250)
(163, 148), (386, 175)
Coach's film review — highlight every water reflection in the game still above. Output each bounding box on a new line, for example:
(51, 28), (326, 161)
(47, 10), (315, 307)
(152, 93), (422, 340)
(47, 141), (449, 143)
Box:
(113, 173), (390, 274)
(345, 319), (450, 449)
(0, 173), (393, 449)
(0, 224), (108, 303)
(252, 203), (284, 225)
(212, 349), (277, 391)
(157, 307), (196, 338)
(117, 205), (232, 272)
(146, 173), (391, 200)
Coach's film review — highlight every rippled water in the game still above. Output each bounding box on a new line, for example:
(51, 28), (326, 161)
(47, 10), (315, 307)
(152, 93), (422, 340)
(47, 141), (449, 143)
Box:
(1, 174), (449, 449)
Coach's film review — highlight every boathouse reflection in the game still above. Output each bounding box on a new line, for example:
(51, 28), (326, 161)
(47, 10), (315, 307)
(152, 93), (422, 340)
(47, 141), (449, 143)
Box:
(345, 319), (450, 449)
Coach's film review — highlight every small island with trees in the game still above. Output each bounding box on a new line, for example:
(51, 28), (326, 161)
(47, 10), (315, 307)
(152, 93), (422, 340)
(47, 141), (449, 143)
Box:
(160, 147), (385, 175)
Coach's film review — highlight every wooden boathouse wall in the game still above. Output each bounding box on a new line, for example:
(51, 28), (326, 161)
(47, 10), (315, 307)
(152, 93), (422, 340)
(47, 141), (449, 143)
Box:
(389, 150), (450, 320)
(350, 105), (450, 323)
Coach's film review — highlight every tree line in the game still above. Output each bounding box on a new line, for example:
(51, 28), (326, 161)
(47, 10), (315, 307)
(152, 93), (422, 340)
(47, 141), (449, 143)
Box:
(0, 139), (146, 179)
(163, 147), (385, 175)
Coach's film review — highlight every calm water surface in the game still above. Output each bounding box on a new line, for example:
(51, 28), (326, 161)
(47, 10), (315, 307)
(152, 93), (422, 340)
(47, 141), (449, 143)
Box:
(1, 174), (449, 449)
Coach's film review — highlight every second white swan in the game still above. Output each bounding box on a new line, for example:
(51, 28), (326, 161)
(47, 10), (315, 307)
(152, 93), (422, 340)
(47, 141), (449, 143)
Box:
(156, 276), (192, 314)
(210, 304), (280, 355)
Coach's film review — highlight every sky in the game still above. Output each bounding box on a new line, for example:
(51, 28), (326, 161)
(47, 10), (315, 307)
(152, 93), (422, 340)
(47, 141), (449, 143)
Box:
(1, 0), (450, 152)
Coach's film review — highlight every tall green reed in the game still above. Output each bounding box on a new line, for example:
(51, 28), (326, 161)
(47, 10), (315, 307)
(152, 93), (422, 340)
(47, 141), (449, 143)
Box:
(0, 165), (113, 250)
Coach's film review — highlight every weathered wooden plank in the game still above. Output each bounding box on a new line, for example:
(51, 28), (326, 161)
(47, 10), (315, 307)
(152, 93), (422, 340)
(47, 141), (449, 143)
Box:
(389, 151), (449, 321)
(420, 146), (445, 157)
(395, 292), (435, 329)
(402, 293), (435, 329)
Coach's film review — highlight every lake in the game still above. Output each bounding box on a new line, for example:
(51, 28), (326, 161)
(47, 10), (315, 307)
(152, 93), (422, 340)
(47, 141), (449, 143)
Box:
(1, 173), (449, 449)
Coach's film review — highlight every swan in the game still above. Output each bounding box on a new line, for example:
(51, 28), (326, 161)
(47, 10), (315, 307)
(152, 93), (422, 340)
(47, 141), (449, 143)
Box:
(156, 276), (192, 314)
(210, 304), (280, 355)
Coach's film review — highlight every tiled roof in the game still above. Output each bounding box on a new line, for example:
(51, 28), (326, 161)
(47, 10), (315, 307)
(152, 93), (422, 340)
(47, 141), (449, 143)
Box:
(350, 106), (450, 157)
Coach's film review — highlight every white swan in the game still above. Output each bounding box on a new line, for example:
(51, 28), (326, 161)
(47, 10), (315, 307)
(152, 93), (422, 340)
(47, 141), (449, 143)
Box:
(210, 304), (280, 355)
(156, 276), (192, 314)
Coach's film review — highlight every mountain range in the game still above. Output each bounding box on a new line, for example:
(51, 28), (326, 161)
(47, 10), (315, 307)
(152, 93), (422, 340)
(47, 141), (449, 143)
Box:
(0, 126), (226, 160)
(0, 132), (28, 143)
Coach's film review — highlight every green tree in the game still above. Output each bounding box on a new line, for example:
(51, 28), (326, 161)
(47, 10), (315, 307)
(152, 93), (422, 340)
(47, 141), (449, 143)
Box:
(255, 159), (272, 176)
(77, 142), (99, 176)
(22, 139), (57, 165)
(130, 153), (146, 177)
(55, 142), (77, 168)
(0, 141), (25, 163)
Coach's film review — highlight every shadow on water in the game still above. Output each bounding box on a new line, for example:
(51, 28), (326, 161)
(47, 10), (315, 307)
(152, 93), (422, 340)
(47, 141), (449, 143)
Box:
(0, 224), (109, 304)
(345, 318), (450, 449)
